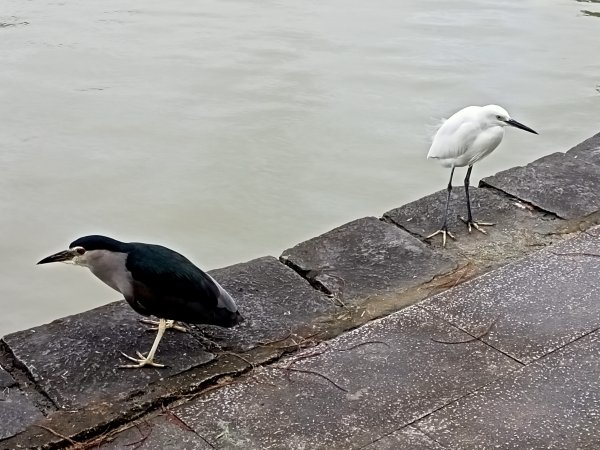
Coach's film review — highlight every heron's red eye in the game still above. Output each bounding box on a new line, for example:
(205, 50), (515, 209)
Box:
(75, 247), (86, 255)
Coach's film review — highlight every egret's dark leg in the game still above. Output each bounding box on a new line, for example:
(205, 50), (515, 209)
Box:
(426, 167), (457, 247)
(459, 165), (495, 234)
(120, 318), (167, 369)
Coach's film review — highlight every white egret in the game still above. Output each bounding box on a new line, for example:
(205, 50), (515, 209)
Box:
(426, 105), (538, 246)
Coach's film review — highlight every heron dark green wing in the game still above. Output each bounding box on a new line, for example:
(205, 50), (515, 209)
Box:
(125, 243), (220, 305)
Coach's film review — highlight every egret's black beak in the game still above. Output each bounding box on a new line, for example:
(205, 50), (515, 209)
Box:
(505, 119), (538, 135)
(37, 250), (76, 265)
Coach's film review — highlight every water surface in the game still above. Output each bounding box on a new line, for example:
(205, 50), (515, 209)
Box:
(1, 0), (599, 335)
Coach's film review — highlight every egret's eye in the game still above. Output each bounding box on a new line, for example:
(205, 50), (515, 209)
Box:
(496, 115), (502, 120)
(74, 247), (86, 255)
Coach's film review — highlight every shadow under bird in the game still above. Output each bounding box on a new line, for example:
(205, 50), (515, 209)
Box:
(426, 104), (538, 246)
(37, 235), (243, 368)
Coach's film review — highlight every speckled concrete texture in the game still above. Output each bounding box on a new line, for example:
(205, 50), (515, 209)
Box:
(174, 306), (518, 450)
(481, 152), (600, 219)
(420, 228), (600, 364)
(2, 301), (214, 409)
(0, 365), (14, 388)
(281, 217), (455, 302)
(415, 329), (600, 450)
(199, 256), (337, 352)
(99, 414), (213, 450)
(0, 367), (43, 441)
(362, 426), (447, 449)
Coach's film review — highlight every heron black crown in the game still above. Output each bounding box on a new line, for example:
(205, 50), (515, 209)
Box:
(69, 235), (130, 253)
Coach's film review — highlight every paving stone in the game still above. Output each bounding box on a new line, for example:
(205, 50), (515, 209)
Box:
(420, 228), (600, 364)
(415, 329), (600, 450)
(175, 306), (519, 450)
(384, 186), (557, 254)
(2, 301), (214, 410)
(567, 131), (600, 166)
(197, 256), (336, 352)
(0, 386), (43, 441)
(280, 217), (455, 303)
(99, 414), (212, 450)
(362, 426), (447, 450)
(481, 152), (600, 219)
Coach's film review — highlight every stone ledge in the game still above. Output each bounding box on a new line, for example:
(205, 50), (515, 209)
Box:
(2, 301), (215, 410)
(281, 217), (455, 303)
(196, 256), (337, 352)
(567, 131), (600, 166)
(384, 186), (560, 264)
(481, 152), (600, 219)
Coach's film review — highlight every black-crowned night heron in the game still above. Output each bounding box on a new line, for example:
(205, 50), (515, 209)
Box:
(38, 235), (243, 369)
(426, 104), (537, 247)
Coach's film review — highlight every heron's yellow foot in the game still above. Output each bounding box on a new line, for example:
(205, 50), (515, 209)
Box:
(425, 229), (456, 248)
(119, 350), (165, 369)
(140, 319), (188, 333)
(459, 217), (495, 234)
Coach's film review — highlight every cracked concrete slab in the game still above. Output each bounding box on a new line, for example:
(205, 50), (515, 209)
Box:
(197, 256), (337, 352)
(175, 306), (518, 449)
(280, 217), (455, 303)
(99, 414), (213, 450)
(415, 329), (600, 450)
(481, 152), (600, 219)
(384, 186), (559, 258)
(362, 426), (447, 449)
(2, 301), (214, 410)
(420, 228), (600, 364)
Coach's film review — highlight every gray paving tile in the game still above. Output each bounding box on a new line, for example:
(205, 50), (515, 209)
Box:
(567, 131), (600, 166)
(2, 301), (214, 410)
(415, 329), (600, 450)
(281, 217), (455, 303)
(99, 414), (212, 450)
(420, 229), (600, 364)
(0, 386), (43, 441)
(198, 256), (336, 352)
(481, 152), (600, 219)
(384, 186), (556, 253)
(362, 426), (447, 450)
(175, 306), (518, 450)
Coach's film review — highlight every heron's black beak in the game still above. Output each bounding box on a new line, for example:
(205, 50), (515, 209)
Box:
(505, 119), (538, 135)
(37, 250), (76, 265)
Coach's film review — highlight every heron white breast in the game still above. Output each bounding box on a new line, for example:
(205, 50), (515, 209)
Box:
(79, 250), (134, 299)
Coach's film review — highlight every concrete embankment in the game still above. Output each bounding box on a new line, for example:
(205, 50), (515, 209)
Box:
(1, 133), (599, 449)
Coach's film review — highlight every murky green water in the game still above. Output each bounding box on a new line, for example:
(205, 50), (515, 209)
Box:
(1, 0), (599, 335)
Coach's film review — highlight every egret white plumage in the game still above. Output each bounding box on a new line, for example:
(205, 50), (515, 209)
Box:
(426, 105), (538, 246)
